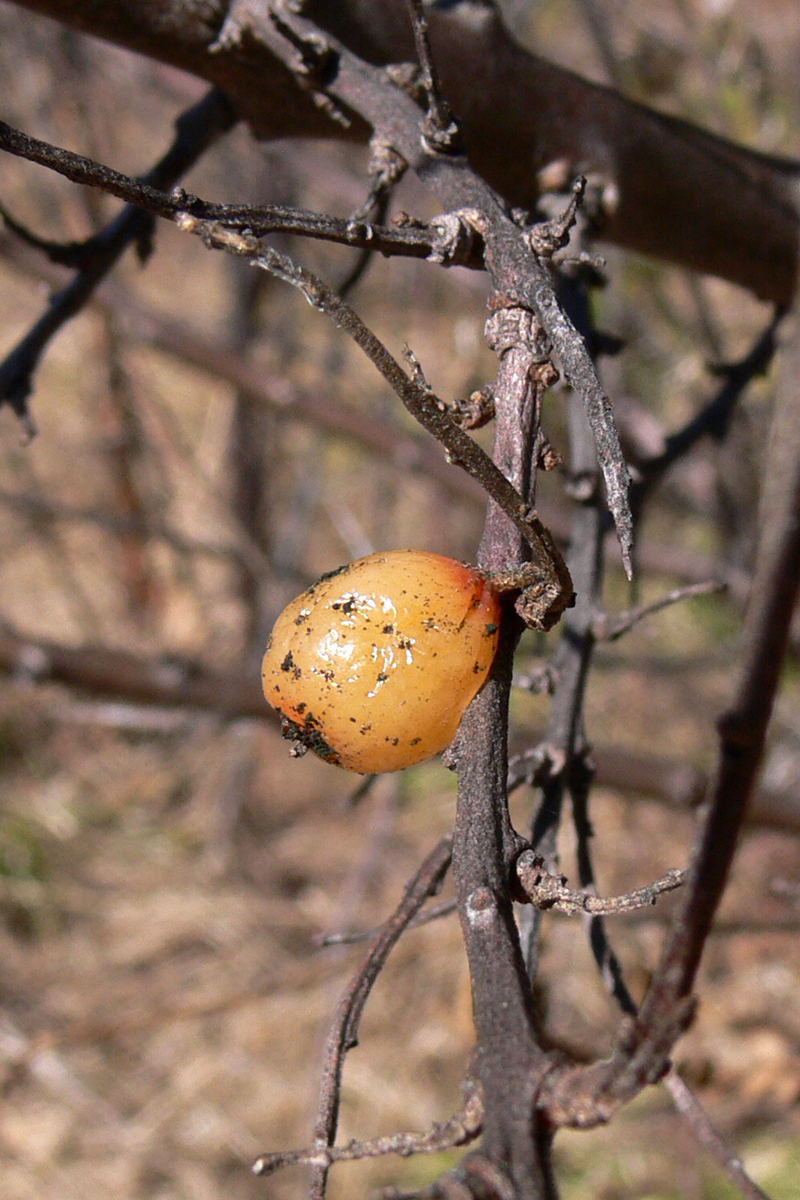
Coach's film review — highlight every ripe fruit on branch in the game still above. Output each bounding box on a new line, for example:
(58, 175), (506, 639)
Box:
(261, 550), (502, 773)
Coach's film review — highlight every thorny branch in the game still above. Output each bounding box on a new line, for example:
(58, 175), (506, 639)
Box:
(0, 109), (578, 624)
(256, 3), (634, 578)
(0, 9), (636, 575)
(535, 300), (800, 1145)
(562, 665), (772, 1200)
(511, 267), (782, 1200)
(568, 753), (772, 1200)
(171, 215), (573, 630)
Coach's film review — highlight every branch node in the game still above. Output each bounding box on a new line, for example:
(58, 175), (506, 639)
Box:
(405, 0), (464, 155)
(465, 887), (497, 930)
(268, 5), (351, 128)
(528, 176), (587, 259)
(449, 385), (495, 430)
(484, 307), (551, 361)
(427, 210), (484, 266)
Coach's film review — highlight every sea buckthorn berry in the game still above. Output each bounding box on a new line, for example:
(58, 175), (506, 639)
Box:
(262, 550), (502, 774)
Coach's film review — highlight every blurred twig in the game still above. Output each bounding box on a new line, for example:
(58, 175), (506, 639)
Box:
(591, 580), (725, 641)
(304, 836), (453, 1200)
(1, 621), (798, 832)
(0, 487), (256, 571)
(630, 309), (784, 522)
(253, 1084), (482, 1178)
(0, 89), (236, 431)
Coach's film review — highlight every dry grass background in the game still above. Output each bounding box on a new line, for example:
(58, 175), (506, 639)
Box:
(0, 1), (800, 1197)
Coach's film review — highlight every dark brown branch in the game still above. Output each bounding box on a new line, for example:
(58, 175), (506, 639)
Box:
(0, 199), (119, 269)
(539, 306), (800, 1131)
(640, 334), (800, 997)
(0, 118), (481, 264)
(630, 310), (784, 520)
(0, 223), (775, 621)
(260, 7), (634, 574)
(171, 224), (573, 629)
(0, 622), (268, 719)
(1, 226), (765, 622)
(251, 246), (537, 551)
(1, 22), (632, 572)
(568, 754), (772, 1200)
(565, 719), (773, 1200)
(2, 619), (799, 832)
(0, 89), (236, 429)
(441, 229), (561, 1200)
(109, 278), (492, 512)
(304, 836), (453, 1200)
(0, 487), (257, 573)
(8, 0), (799, 303)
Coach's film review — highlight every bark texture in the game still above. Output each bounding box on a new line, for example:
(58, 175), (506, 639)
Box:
(9, 0), (799, 303)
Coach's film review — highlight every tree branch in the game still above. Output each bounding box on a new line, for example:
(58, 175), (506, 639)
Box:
(0, 89), (236, 429)
(8, 0), (798, 302)
(0, 118), (482, 262)
(302, 836), (453, 1200)
(253, 1084), (482, 1179)
(539, 300), (800, 1132)
(516, 853), (685, 916)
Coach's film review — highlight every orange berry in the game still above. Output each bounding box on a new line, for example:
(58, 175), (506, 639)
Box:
(262, 550), (502, 773)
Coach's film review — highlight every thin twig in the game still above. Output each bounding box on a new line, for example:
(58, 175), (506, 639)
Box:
(571, 749), (772, 1200)
(516, 852), (685, 916)
(404, 0), (461, 153)
(631, 309), (784, 519)
(0, 117), (481, 263)
(234, 3), (635, 572)
(540, 305), (800, 1131)
(664, 1072), (772, 1200)
(253, 1084), (482, 1177)
(316, 898), (458, 947)
(0, 27), (633, 571)
(521, 276), (607, 984)
(0, 487), (255, 572)
(0, 90), (236, 430)
(307, 837), (452, 1200)
(165, 230), (569, 628)
(592, 580), (725, 641)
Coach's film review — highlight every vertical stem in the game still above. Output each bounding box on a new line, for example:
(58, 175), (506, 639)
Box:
(452, 308), (558, 1200)
(523, 278), (605, 983)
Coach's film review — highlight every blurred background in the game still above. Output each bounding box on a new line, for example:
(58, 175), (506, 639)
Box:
(0, 1), (799, 1196)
